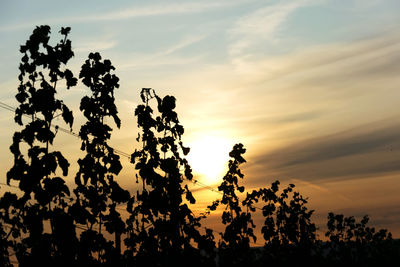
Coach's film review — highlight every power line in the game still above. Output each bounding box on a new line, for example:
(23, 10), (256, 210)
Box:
(0, 183), (127, 212)
(113, 148), (131, 159)
(0, 102), (16, 113)
(192, 179), (222, 194)
(0, 101), (263, 211)
(1, 100), (265, 246)
(0, 100), (122, 154)
(0, 100), (80, 138)
(55, 125), (79, 138)
(0, 102), (267, 252)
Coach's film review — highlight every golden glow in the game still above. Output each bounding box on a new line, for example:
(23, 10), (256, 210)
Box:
(186, 136), (232, 185)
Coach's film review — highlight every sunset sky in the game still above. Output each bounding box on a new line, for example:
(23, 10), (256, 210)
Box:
(1, 0), (400, 238)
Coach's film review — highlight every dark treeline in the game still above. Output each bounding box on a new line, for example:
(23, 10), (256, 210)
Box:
(0, 26), (399, 267)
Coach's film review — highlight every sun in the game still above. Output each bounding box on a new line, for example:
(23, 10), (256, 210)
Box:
(186, 136), (233, 185)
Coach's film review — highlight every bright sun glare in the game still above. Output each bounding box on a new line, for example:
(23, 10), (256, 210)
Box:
(186, 136), (232, 185)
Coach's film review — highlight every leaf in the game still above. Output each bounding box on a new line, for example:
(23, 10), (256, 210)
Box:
(60, 26), (71, 35)
(110, 181), (130, 203)
(64, 69), (77, 89)
(43, 177), (70, 197)
(53, 151), (69, 176)
(184, 185), (196, 204)
(62, 104), (74, 128)
(179, 141), (190, 156)
(162, 95), (176, 111)
(108, 153), (122, 175)
(228, 143), (246, 163)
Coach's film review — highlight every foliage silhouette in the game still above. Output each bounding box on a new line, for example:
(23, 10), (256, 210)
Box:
(214, 143), (258, 266)
(3, 25), (77, 266)
(124, 88), (214, 266)
(256, 181), (319, 265)
(324, 212), (397, 266)
(72, 51), (130, 265)
(0, 25), (398, 266)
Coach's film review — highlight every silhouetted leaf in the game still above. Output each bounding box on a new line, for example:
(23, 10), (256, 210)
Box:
(60, 26), (71, 35)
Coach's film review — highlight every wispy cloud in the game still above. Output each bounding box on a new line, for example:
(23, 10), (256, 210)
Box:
(74, 40), (117, 53)
(162, 35), (206, 56)
(116, 35), (206, 70)
(0, 0), (250, 32)
(228, 0), (314, 60)
(248, 119), (400, 183)
(175, 33), (399, 116)
(82, 1), (236, 22)
(152, 32), (400, 188)
(255, 34), (400, 84)
(218, 32), (400, 124)
(353, 0), (385, 8)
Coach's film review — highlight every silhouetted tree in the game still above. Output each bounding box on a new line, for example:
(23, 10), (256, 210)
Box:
(72, 52), (130, 265)
(324, 212), (397, 266)
(213, 144), (258, 267)
(3, 25), (77, 266)
(256, 181), (318, 265)
(124, 88), (213, 266)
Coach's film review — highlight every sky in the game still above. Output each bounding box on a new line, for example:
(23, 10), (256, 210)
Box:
(0, 0), (400, 239)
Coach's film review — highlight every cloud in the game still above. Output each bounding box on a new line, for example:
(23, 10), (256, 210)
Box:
(115, 35), (206, 70)
(277, 123), (400, 166)
(213, 32), (400, 142)
(247, 119), (400, 183)
(74, 40), (117, 53)
(228, 0), (314, 60)
(130, 32), (400, 162)
(353, 0), (385, 8)
(0, 0), (250, 32)
(162, 35), (206, 56)
(81, 1), (235, 22)
(232, 32), (400, 86)
(269, 110), (324, 124)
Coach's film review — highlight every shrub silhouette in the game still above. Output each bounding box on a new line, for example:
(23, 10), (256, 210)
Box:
(214, 143), (258, 267)
(72, 51), (130, 265)
(124, 88), (213, 266)
(4, 25), (76, 266)
(255, 181), (319, 266)
(0, 25), (398, 266)
(324, 213), (397, 266)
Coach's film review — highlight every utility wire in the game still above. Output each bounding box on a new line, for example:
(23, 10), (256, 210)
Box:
(0, 101), (264, 211)
(192, 179), (222, 195)
(0, 102), (16, 113)
(1, 101), (266, 249)
(0, 100), (80, 137)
